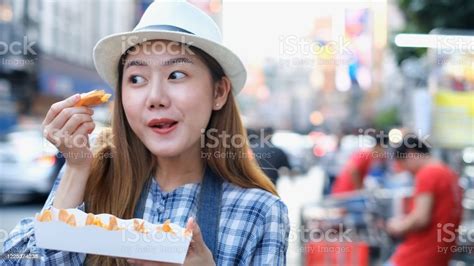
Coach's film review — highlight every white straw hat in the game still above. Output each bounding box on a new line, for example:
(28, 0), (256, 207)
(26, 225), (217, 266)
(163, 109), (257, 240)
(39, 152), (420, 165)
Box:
(93, 0), (247, 94)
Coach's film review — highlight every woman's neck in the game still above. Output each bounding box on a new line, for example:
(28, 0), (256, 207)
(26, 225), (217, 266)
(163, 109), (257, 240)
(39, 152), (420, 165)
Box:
(155, 145), (204, 192)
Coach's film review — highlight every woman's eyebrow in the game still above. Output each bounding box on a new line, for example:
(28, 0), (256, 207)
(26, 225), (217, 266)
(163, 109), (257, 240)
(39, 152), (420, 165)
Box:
(161, 57), (194, 66)
(124, 60), (148, 69)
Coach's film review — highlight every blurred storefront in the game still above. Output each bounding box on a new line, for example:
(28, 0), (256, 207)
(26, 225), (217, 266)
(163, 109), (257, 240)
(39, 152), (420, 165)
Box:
(0, 0), (137, 121)
(32, 0), (137, 115)
(224, 1), (388, 134)
(0, 0), (37, 133)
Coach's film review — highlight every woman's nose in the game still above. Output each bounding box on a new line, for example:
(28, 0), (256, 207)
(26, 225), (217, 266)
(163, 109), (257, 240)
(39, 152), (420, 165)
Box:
(146, 80), (171, 109)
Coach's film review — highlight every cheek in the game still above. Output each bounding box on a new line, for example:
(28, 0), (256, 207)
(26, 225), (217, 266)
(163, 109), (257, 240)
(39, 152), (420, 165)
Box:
(182, 91), (213, 124)
(121, 94), (143, 133)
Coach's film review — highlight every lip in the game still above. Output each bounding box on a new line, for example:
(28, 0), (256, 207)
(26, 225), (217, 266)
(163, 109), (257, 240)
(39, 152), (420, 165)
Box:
(147, 118), (179, 135)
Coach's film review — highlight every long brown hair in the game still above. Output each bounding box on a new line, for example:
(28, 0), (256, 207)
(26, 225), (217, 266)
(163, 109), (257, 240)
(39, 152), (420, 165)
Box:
(83, 43), (276, 265)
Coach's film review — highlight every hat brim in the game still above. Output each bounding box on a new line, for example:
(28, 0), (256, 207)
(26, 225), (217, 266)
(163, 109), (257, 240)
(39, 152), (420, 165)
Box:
(93, 30), (247, 94)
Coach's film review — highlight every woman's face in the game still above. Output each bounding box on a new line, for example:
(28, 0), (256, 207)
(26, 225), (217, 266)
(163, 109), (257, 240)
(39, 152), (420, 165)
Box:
(121, 40), (218, 158)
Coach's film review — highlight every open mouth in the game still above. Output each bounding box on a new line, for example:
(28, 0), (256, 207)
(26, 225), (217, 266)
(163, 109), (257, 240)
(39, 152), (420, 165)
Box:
(150, 121), (178, 129)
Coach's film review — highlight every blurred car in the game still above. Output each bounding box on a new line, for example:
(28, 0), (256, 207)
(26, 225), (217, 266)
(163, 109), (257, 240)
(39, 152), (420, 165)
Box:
(0, 129), (58, 200)
(0, 111), (110, 202)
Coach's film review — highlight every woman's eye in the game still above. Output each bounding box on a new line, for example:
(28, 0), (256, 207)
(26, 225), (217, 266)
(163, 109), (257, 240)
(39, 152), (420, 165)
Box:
(169, 71), (186, 80)
(129, 75), (146, 84)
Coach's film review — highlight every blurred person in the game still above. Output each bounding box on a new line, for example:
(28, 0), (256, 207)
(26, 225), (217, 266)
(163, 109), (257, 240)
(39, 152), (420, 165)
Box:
(248, 127), (292, 184)
(331, 132), (388, 194)
(1, 2), (289, 265)
(321, 135), (343, 195)
(386, 135), (463, 266)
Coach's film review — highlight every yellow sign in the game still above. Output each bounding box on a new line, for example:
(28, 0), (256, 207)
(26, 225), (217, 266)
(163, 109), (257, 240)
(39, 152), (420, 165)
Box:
(432, 91), (474, 148)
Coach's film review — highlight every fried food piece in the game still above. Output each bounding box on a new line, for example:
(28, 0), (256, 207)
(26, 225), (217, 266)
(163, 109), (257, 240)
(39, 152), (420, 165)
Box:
(66, 214), (77, 227)
(37, 209), (53, 222)
(56, 209), (77, 226)
(107, 216), (121, 231)
(93, 217), (105, 228)
(74, 90), (111, 107)
(85, 213), (95, 226)
(162, 219), (173, 233)
(133, 219), (148, 233)
(58, 209), (70, 223)
(85, 213), (106, 228)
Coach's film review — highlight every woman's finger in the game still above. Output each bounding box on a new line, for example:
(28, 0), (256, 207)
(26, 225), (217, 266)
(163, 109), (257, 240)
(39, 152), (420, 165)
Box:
(67, 121), (95, 149)
(60, 113), (93, 136)
(48, 107), (93, 132)
(186, 217), (205, 253)
(42, 94), (81, 126)
(72, 121), (96, 136)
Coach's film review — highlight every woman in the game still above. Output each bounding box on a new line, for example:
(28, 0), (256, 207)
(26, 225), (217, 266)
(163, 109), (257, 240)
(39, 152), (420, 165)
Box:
(2, 1), (290, 265)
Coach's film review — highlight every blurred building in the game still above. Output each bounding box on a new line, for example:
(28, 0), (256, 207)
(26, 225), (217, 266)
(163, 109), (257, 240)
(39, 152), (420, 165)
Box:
(35, 0), (135, 105)
(0, 0), (38, 118)
(0, 0), (137, 117)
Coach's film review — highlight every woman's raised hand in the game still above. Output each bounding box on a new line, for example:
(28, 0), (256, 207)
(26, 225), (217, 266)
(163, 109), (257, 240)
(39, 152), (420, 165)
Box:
(42, 94), (96, 168)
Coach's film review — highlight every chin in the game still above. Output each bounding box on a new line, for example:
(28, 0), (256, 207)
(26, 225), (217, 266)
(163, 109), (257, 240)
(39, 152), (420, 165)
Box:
(148, 144), (184, 158)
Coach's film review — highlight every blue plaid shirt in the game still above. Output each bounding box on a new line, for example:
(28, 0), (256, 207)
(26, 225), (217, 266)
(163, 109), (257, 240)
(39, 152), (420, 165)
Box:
(1, 169), (290, 265)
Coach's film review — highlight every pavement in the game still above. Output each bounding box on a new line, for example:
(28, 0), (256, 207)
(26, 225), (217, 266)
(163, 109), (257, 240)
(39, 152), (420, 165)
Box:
(277, 166), (326, 266)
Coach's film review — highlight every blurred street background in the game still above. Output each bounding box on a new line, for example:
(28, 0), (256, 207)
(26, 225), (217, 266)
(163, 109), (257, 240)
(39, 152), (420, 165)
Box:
(0, 0), (473, 265)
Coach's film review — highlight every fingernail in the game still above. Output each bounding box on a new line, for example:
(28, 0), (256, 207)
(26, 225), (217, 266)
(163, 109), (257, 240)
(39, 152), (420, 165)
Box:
(188, 217), (195, 227)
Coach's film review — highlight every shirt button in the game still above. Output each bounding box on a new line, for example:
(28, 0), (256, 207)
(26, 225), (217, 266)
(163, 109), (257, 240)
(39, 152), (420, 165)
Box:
(157, 204), (165, 213)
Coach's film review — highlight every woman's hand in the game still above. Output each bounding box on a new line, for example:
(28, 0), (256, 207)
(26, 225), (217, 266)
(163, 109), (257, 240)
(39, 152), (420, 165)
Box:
(42, 94), (95, 168)
(127, 217), (215, 266)
(386, 217), (405, 237)
(43, 94), (97, 209)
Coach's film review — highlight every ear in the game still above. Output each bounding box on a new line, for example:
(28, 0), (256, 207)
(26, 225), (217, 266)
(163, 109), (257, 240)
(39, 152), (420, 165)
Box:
(213, 76), (231, 111)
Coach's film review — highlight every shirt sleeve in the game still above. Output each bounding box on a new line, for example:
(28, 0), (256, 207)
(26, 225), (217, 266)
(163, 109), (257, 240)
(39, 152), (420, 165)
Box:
(414, 167), (438, 195)
(249, 199), (290, 266)
(351, 150), (372, 178)
(1, 164), (87, 265)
